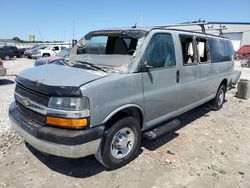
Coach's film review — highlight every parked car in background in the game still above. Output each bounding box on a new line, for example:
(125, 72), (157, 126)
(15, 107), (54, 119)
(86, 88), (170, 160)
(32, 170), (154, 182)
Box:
(31, 45), (67, 59)
(0, 47), (15, 60)
(2, 46), (20, 58)
(24, 45), (39, 59)
(34, 48), (71, 66)
(24, 46), (46, 59)
(0, 59), (6, 76)
(18, 48), (29, 58)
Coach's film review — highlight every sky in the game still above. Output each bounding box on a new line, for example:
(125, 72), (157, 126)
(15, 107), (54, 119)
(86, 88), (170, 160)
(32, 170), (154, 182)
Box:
(0, 0), (250, 42)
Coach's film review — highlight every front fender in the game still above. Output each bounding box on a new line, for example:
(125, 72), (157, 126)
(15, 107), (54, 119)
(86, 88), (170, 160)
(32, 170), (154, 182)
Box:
(101, 104), (144, 126)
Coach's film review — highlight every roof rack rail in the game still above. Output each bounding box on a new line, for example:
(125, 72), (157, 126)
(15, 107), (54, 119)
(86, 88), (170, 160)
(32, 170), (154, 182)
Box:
(156, 20), (209, 33)
(155, 21), (250, 36)
(156, 20), (249, 36)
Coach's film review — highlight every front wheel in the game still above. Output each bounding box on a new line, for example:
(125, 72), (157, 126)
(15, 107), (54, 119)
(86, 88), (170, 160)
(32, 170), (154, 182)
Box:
(96, 116), (141, 169)
(210, 84), (226, 110)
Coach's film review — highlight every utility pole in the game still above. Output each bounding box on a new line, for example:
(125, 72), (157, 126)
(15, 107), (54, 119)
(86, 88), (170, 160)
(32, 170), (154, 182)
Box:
(72, 20), (77, 47)
(73, 20), (75, 40)
(64, 30), (66, 42)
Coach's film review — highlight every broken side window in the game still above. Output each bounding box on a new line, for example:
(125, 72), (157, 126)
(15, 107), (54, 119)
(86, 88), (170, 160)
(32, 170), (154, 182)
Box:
(180, 35), (196, 65)
(195, 38), (210, 63)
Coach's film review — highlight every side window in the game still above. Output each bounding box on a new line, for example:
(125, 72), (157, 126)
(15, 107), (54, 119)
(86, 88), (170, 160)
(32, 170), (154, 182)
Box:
(195, 38), (210, 63)
(145, 33), (176, 69)
(54, 46), (59, 50)
(180, 35), (196, 65)
(208, 38), (234, 63)
(123, 38), (132, 48)
(111, 37), (129, 55)
(88, 36), (107, 54)
(225, 40), (234, 60)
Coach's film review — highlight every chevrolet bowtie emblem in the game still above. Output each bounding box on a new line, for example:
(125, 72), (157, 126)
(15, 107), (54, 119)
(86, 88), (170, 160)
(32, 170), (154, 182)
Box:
(35, 79), (43, 87)
(22, 98), (30, 107)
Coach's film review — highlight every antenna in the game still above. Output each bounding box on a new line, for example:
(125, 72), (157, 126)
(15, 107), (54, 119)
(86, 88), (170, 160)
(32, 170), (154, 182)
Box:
(131, 23), (137, 28)
(140, 12), (143, 26)
(73, 20), (75, 40)
(64, 30), (66, 42)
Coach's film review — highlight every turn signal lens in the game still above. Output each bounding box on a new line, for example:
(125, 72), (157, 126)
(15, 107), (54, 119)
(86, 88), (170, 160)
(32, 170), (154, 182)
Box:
(46, 116), (88, 128)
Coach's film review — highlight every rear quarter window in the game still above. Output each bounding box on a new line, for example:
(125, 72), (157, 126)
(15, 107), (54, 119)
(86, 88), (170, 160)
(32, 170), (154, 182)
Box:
(208, 38), (234, 63)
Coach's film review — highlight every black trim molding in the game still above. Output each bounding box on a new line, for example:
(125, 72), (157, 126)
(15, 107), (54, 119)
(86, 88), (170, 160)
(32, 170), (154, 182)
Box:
(16, 76), (82, 97)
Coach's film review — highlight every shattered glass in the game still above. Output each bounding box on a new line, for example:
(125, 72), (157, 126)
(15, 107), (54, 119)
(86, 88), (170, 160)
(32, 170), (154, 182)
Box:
(68, 29), (148, 73)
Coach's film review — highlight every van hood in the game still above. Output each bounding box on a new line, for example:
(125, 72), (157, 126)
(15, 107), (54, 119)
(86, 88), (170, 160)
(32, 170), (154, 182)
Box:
(19, 64), (108, 87)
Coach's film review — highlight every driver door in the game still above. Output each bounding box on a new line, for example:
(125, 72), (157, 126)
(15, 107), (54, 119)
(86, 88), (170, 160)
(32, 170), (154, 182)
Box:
(142, 32), (179, 128)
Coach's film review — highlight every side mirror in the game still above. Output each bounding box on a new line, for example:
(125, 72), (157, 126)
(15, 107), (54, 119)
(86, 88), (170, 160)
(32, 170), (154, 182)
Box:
(144, 61), (154, 69)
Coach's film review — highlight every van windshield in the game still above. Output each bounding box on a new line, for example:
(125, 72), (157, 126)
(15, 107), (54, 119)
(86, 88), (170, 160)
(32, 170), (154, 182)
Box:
(77, 30), (147, 56)
(70, 30), (147, 73)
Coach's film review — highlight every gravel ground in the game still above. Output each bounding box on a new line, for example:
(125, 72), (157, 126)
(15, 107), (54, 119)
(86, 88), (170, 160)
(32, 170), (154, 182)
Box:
(235, 61), (250, 80)
(0, 59), (250, 188)
(3, 58), (34, 76)
(0, 58), (34, 136)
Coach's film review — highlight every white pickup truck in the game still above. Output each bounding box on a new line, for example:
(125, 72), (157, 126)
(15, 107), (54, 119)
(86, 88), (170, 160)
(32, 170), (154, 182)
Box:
(31, 45), (67, 59)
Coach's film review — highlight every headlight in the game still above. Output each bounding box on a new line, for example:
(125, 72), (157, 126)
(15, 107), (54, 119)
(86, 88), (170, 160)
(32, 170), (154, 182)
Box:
(48, 97), (89, 111)
(47, 97), (90, 128)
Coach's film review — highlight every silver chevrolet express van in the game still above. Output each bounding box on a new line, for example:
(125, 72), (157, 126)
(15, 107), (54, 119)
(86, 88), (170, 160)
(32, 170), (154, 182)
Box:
(9, 27), (238, 169)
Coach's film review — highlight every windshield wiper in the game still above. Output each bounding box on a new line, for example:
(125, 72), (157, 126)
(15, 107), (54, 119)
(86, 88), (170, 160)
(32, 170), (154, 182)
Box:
(73, 61), (107, 72)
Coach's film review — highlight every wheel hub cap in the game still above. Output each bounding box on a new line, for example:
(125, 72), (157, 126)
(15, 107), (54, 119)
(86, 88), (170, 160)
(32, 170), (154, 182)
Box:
(110, 127), (135, 159)
(114, 133), (128, 149)
(218, 91), (224, 105)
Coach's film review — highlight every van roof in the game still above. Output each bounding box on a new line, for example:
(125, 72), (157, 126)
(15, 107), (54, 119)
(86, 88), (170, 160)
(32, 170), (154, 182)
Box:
(93, 26), (228, 40)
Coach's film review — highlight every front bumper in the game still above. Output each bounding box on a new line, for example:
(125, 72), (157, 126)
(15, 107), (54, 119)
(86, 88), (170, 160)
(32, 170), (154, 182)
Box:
(9, 102), (104, 158)
(0, 68), (6, 76)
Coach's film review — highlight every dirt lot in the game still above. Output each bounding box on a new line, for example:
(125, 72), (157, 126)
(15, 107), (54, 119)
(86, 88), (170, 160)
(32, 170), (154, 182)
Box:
(0, 59), (250, 188)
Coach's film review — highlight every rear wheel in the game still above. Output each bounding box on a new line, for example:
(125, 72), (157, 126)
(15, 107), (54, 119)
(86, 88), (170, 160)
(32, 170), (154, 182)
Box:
(43, 54), (50, 58)
(4, 55), (10, 60)
(210, 84), (226, 110)
(96, 116), (141, 169)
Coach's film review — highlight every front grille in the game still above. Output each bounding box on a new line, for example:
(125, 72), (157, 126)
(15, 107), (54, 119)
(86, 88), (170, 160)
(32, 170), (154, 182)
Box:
(16, 101), (46, 125)
(15, 84), (50, 106)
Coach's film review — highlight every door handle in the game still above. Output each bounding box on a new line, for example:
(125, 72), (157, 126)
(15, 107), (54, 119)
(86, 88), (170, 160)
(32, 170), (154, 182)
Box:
(176, 70), (180, 83)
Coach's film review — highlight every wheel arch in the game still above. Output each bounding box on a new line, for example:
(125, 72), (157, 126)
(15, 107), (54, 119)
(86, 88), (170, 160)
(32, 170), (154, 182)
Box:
(43, 53), (50, 57)
(102, 104), (144, 130)
(220, 78), (228, 88)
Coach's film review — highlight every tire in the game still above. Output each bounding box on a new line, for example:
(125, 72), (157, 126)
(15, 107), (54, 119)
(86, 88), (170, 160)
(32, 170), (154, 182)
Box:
(210, 84), (226, 111)
(97, 116), (141, 169)
(43, 54), (50, 58)
(4, 55), (10, 61)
